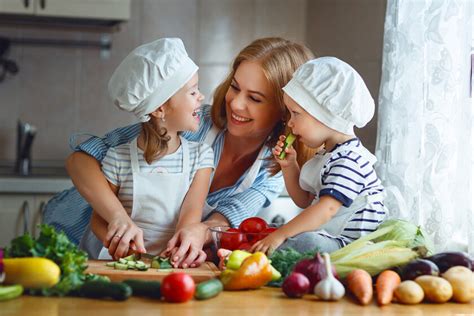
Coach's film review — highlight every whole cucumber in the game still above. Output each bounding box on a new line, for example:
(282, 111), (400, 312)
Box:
(79, 281), (132, 301)
(123, 279), (161, 299)
(426, 251), (472, 273)
(195, 278), (223, 300)
(401, 259), (439, 280)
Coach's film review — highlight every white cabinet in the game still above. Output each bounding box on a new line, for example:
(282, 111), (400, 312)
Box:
(0, 194), (53, 248)
(0, 0), (130, 20)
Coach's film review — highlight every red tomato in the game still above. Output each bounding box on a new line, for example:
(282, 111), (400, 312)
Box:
(220, 228), (246, 250)
(239, 217), (268, 234)
(254, 227), (278, 242)
(161, 273), (195, 303)
(237, 242), (252, 251)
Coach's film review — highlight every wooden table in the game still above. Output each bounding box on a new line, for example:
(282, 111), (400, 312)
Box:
(2, 287), (473, 316)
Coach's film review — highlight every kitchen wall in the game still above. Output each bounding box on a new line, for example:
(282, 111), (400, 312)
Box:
(0, 0), (386, 165)
(306, 0), (387, 152)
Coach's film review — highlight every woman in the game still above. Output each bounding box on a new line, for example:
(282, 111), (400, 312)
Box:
(44, 37), (315, 268)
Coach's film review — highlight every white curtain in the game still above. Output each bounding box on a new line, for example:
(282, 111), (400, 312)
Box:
(376, 0), (473, 254)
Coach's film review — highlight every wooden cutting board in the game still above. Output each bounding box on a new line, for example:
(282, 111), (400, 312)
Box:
(85, 260), (221, 283)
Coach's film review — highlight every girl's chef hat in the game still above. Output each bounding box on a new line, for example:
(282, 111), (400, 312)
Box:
(282, 57), (374, 135)
(108, 38), (198, 122)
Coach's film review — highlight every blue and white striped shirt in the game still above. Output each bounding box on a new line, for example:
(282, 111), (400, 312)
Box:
(43, 104), (284, 244)
(318, 139), (387, 244)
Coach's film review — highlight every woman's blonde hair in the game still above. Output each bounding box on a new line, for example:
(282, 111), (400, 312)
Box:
(211, 37), (316, 175)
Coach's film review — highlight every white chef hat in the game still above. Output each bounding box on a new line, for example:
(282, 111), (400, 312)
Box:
(108, 38), (198, 122)
(282, 57), (374, 135)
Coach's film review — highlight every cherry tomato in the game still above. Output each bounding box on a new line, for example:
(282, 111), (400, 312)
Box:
(220, 228), (246, 250)
(161, 272), (195, 303)
(238, 217), (268, 234)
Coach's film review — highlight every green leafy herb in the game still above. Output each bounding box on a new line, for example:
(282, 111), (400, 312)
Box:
(268, 248), (318, 287)
(5, 224), (89, 296)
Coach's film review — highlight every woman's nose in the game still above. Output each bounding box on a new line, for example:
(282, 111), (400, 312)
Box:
(230, 92), (246, 110)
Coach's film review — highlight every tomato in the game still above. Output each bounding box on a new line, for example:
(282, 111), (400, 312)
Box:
(237, 242), (252, 251)
(238, 217), (268, 234)
(220, 228), (246, 250)
(254, 227), (278, 242)
(161, 273), (195, 303)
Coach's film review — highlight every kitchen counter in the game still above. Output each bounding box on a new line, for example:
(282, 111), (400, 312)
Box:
(0, 166), (72, 194)
(2, 287), (473, 315)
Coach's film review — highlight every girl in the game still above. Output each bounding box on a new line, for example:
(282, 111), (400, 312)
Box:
(252, 57), (388, 254)
(84, 38), (214, 260)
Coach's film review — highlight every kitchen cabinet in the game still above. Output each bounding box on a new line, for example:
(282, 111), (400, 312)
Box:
(0, 194), (53, 248)
(0, 0), (130, 20)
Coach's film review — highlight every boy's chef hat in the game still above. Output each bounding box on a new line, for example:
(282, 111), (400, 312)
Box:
(282, 57), (374, 135)
(108, 38), (198, 122)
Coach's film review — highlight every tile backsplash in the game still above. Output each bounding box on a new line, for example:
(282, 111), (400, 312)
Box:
(0, 0), (384, 165)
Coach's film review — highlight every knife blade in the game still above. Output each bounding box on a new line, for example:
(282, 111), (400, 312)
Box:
(135, 252), (157, 260)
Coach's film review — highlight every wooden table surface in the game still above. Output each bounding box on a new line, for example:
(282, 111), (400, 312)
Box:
(2, 287), (473, 316)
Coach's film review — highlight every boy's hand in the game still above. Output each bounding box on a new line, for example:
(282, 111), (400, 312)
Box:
(273, 135), (298, 169)
(250, 231), (285, 256)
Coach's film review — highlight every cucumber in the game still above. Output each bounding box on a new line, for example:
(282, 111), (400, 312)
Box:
(0, 285), (24, 301)
(278, 132), (297, 159)
(194, 278), (223, 300)
(79, 281), (132, 301)
(123, 279), (161, 299)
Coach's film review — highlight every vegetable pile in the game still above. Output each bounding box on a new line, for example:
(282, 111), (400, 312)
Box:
(4, 224), (89, 296)
(217, 217), (277, 250)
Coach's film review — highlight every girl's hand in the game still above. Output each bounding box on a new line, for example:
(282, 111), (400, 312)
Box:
(105, 216), (146, 260)
(272, 135), (298, 169)
(161, 222), (208, 268)
(250, 231), (286, 256)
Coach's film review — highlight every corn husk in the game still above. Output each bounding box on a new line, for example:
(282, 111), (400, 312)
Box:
(330, 222), (427, 278)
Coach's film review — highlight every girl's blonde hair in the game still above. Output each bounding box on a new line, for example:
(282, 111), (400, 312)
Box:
(211, 37), (316, 175)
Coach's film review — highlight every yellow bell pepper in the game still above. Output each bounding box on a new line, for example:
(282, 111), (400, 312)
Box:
(220, 252), (273, 290)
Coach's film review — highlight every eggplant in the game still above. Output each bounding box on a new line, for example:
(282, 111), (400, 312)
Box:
(426, 251), (472, 273)
(401, 259), (439, 280)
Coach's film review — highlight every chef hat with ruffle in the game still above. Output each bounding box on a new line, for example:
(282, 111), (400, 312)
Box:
(108, 38), (198, 122)
(282, 57), (374, 135)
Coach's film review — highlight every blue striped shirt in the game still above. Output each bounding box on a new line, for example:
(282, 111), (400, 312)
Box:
(43, 104), (284, 244)
(318, 139), (387, 244)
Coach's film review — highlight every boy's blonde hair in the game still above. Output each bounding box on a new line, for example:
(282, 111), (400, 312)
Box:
(211, 37), (316, 175)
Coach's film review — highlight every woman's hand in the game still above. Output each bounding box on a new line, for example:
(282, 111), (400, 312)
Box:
(160, 222), (209, 268)
(272, 135), (298, 169)
(105, 215), (146, 260)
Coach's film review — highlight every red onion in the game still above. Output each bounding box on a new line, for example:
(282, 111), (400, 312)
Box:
(282, 272), (310, 298)
(293, 252), (338, 289)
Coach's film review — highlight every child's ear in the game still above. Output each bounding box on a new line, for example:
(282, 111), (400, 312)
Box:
(150, 105), (166, 119)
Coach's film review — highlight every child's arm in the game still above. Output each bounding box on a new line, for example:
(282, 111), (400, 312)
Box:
(273, 135), (314, 208)
(175, 167), (213, 230)
(251, 195), (342, 254)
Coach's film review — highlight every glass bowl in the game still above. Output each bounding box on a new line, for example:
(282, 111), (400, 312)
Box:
(209, 225), (277, 251)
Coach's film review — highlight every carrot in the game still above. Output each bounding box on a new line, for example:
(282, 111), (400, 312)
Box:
(376, 270), (401, 306)
(346, 269), (373, 305)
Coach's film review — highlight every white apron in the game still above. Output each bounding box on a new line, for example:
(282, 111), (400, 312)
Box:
(99, 136), (191, 258)
(201, 126), (267, 217)
(299, 144), (384, 237)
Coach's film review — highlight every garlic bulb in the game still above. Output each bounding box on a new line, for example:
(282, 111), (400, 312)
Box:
(314, 253), (345, 301)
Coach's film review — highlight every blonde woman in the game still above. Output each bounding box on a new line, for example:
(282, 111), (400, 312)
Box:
(44, 37), (315, 268)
